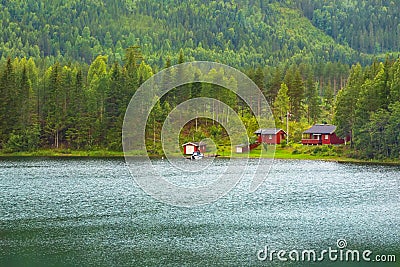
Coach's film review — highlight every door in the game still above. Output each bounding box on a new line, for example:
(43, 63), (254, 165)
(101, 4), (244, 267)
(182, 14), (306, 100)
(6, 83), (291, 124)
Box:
(186, 145), (195, 155)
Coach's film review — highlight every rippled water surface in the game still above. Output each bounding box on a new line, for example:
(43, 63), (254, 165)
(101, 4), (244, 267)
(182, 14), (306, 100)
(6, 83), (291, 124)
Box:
(0, 157), (399, 266)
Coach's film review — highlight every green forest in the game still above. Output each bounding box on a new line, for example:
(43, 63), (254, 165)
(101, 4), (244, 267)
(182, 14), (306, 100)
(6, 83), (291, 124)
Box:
(0, 0), (400, 160)
(2, 0), (400, 66)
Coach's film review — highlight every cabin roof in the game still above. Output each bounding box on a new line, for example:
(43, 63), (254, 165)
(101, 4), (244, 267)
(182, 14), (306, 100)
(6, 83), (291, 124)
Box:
(254, 128), (286, 135)
(235, 143), (249, 147)
(182, 142), (199, 147)
(303, 124), (337, 134)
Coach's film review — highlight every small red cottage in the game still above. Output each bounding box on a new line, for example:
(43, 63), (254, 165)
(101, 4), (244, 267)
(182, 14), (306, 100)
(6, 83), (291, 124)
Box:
(254, 128), (287, 145)
(235, 142), (260, 153)
(182, 142), (206, 155)
(235, 144), (249, 153)
(302, 124), (348, 145)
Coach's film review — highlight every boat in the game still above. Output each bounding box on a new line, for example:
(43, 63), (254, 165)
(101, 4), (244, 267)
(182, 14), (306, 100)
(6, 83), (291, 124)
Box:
(191, 151), (204, 160)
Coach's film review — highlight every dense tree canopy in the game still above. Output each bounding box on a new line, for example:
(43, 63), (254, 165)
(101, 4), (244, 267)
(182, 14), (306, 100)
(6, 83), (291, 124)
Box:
(334, 57), (400, 159)
(1, 0), (399, 67)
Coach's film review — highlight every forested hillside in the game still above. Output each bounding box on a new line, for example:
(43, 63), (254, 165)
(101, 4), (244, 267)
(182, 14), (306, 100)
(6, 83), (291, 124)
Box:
(295, 0), (400, 54)
(0, 0), (400, 160)
(1, 0), (399, 67)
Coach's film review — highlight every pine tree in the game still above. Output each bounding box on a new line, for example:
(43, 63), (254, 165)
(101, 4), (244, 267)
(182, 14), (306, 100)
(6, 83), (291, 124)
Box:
(178, 48), (184, 64)
(0, 59), (17, 146)
(124, 46), (143, 96)
(19, 65), (32, 131)
(273, 83), (290, 128)
(105, 62), (123, 150)
(191, 74), (202, 99)
(305, 82), (321, 124)
(390, 59), (400, 103)
(334, 63), (363, 145)
(267, 67), (282, 105)
(42, 62), (64, 148)
(286, 67), (304, 121)
(386, 102), (400, 157)
(253, 66), (265, 117)
(65, 68), (89, 149)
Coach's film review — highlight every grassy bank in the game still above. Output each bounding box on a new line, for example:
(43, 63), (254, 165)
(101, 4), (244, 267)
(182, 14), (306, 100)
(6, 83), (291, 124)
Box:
(212, 144), (400, 165)
(0, 149), (125, 157)
(256, 144), (400, 165)
(1, 145), (400, 165)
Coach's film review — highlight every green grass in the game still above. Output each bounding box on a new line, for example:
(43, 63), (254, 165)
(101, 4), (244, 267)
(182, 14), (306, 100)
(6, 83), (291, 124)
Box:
(0, 149), (125, 157)
(1, 145), (400, 165)
(227, 144), (400, 165)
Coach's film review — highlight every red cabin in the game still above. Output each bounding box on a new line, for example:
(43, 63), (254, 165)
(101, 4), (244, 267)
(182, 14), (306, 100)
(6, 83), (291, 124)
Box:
(302, 124), (348, 145)
(182, 142), (206, 155)
(254, 128), (287, 145)
(235, 143), (249, 153)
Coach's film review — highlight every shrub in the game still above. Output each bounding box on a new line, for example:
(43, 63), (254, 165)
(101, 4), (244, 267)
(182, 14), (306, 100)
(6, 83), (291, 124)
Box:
(292, 149), (302, 155)
(280, 140), (287, 148)
(4, 126), (40, 152)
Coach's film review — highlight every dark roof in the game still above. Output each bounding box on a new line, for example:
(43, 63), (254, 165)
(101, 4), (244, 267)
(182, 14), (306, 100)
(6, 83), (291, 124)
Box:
(254, 128), (286, 135)
(235, 143), (249, 148)
(303, 124), (337, 134)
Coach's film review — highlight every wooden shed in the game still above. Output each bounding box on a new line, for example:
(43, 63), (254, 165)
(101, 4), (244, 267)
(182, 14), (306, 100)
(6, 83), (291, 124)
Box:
(182, 142), (206, 155)
(235, 142), (261, 153)
(235, 144), (249, 153)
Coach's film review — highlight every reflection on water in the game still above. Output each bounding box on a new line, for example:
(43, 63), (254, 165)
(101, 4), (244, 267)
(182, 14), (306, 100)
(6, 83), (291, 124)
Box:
(0, 157), (399, 266)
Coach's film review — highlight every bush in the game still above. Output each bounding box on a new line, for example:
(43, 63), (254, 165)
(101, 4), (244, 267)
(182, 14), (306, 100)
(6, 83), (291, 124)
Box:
(4, 126), (40, 152)
(280, 140), (287, 148)
(292, 149), (301, 155)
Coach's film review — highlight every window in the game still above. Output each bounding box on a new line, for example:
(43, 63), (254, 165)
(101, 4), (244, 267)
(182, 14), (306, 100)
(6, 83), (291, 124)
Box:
(325, 135), (329, 140)
(269, 134), (273, 140)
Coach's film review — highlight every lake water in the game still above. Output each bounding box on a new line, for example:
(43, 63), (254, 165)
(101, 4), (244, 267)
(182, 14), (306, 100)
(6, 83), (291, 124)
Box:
(0, 157), (399, 266)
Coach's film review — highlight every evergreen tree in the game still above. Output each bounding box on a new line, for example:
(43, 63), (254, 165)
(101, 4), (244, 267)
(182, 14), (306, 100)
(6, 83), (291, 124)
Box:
(267, 67), (282, 105)
(41, 62), (65, 148)
(253, 66), (265, 117)
(305, 82), (321, 124)
(0, 59), (17, 146)
(105, 62), (123, 150)
(286, 67), (304, 121)
(334, 63), (363, 145)
(273, 83), (290, 128)
(178, 48), (184, 64)
(65, 68), (89, 149)
(124, 46), (143, 95)
(191, 74), (202, 99)
(390, 60), (400, 103)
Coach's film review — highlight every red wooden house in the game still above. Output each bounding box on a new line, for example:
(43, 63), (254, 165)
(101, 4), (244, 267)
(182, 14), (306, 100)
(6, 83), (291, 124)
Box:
(182, 142), (206, 155)
(254, 128), (287, 145)
(302, 124), (348, 145)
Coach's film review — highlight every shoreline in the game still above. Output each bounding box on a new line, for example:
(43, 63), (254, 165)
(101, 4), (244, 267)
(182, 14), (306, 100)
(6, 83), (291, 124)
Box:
(1, 149), (400, 166)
